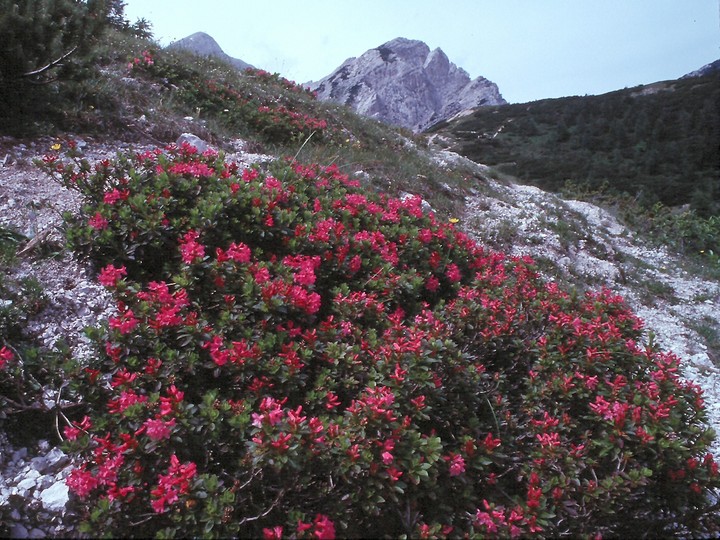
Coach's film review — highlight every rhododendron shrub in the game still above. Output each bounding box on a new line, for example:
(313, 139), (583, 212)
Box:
(42, 146), (719, 538)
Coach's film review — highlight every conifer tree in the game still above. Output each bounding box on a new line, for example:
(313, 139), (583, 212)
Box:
(0, 0), (108, 87)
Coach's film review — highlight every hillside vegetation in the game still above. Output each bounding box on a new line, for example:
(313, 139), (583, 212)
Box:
(1, 10), (719, 538)
(429, 74), (720, 217)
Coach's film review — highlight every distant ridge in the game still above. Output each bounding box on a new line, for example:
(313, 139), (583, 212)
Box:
(308, 37), (505, 132)
(167, 32), (253, 71)
(682, 59), (720, 79)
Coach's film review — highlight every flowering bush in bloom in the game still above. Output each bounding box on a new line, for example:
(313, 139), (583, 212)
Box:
(244, 67), (317, 98)
(40, 145), (720, 538)
(127, 49), (154, 70)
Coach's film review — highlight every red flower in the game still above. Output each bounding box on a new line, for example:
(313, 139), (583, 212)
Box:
(102, 188), (129, 205)
(263, 526), (283, 540)
(387, 466), (403, 483)
(527, 485), (542, 508)
(179, 230), (205, 264)
(140, 417), (176, 441)
(425, 275), (440, 292)
(139, 357), (160, 376)
(226, 241), (252, 263)
(98, 264), (127, 287)
(269, 432), (293, 453)
(88, 212), (108, 230)
(108, 307), (139, 335)
(448, 454), (466, 476)
(252, 265), (271, 284)
(150, 454), (197, 513)
(474, 509), (498, 534)
(313, 514), (336, 539)
(63, 415), (92, 441)
(418, 228), (433, 243)
(482, 433), (501, 453)
(389, 363), (407, 383)
(325, 391), (340, 410)
(446, 263), (462, 283)
(536, 432), (561, 448)
(0, 346), (14, 368)
(167, 161), (214, 178)
(107, 390), (148, 415)
(66, 468), (99, 498)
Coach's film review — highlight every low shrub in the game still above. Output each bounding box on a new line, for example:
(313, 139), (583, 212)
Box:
(38, 145), (719, 538)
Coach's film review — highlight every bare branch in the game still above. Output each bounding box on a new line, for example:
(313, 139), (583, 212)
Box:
(22, 46), (78, 79)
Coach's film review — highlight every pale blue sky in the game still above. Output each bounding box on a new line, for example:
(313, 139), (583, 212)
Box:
(124, 0), (719, 104)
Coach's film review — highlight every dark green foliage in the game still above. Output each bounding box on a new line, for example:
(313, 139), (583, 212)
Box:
(431, 72), (720, 217)
(0, 0), (117, 134)
(0, 0), (108, 84)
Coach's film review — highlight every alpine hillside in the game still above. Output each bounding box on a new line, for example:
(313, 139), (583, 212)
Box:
(428, 66), (720, 218)
(0, 7), (719, 538)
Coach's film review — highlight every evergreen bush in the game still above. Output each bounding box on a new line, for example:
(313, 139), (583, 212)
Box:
(36, 143), (720, 538)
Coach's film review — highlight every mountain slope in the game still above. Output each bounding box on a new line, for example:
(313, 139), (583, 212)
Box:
(308, 37), (505, 132)
(0, 28), (719, 538)
(429, 70), (720, 215)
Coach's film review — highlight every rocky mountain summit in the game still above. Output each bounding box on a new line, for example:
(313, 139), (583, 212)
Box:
(308, 37), (506, 132)
(167, 31), (253, 71)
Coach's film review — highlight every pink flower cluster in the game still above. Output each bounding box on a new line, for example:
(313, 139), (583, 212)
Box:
(150, 455), (197, 513)
(128, 50), (154, 70)
(263, 513), (336, 539)
(0, 346), (14, 368)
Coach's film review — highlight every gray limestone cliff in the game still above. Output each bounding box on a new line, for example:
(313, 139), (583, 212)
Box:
(308, 37), (505, 132)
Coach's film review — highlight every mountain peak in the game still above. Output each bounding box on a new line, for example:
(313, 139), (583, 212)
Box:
(309, 38), (505, 132)
(167, 32), (253, 72)
(173, 32), (223, 54)
(374, 37), (430, 61)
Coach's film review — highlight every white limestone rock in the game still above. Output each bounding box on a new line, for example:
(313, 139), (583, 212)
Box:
(39, 480), (69, 512)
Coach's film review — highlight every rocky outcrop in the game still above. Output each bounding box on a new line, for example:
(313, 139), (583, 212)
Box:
(308, 37), (505, 132)
(167, 32), (253, 71)
(682, 58), (720, 79)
